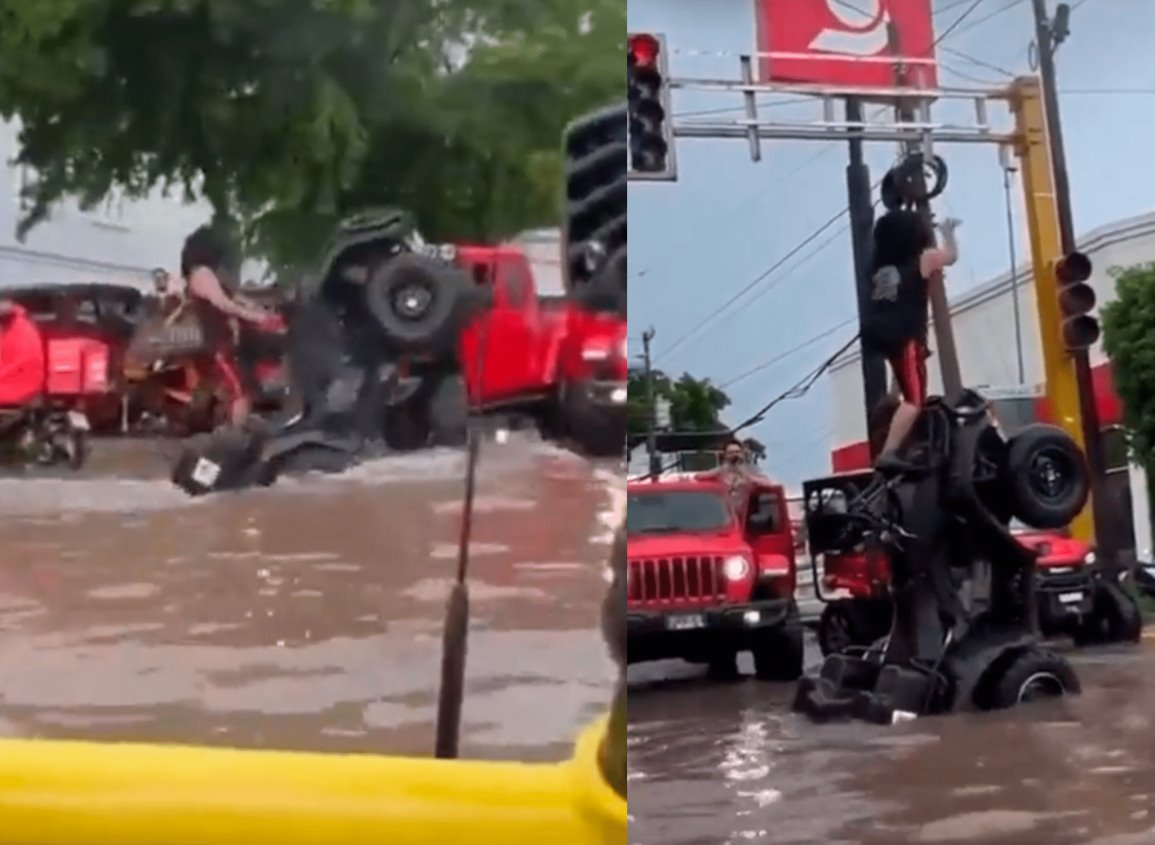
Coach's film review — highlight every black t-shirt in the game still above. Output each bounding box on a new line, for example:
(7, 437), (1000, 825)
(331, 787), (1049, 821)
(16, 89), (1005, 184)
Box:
(861, 259), (928, 354)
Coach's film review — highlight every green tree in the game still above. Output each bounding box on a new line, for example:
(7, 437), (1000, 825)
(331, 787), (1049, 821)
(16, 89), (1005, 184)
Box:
(1101, 263), (1155, 469)
(0, 0), (623, 274)
(627, 370), (732, 438)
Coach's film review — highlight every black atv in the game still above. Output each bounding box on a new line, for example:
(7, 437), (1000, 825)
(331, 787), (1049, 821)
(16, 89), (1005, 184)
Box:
(172, 209), (483, 496)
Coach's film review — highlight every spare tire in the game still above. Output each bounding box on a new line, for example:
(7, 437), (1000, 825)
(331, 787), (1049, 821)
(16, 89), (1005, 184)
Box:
(364, 254), (475, 358)
(1004, 424), (1090, 530)
(171, 428), (265, 496)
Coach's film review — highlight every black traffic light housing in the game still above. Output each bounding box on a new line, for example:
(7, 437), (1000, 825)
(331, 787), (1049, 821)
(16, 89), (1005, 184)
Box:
(1055, 251), (1099, 351)
(627, 32), (676, 180)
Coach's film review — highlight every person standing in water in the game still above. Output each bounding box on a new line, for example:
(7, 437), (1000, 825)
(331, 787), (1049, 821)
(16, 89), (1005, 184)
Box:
(181, 225), (279, 425)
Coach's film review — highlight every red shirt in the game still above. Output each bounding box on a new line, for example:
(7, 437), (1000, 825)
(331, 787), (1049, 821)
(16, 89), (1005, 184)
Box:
(0, 304), (46, 404)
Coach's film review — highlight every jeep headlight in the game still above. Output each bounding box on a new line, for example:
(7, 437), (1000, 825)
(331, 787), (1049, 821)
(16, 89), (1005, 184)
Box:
(1084, 551), (1096, 566)
(722, 555), (750, 581)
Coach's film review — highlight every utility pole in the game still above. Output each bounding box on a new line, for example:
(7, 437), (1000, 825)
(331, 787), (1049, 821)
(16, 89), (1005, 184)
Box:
(641, 328), (662, 477)
(999, 147), (1027, 385)
(889, 23), (962, 399)
(1030, 0), (1115, 567)
(845, 96), (889, 441)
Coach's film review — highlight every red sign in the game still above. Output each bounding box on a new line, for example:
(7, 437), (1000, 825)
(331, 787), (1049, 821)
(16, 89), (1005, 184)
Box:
(754, 0), (938, 89)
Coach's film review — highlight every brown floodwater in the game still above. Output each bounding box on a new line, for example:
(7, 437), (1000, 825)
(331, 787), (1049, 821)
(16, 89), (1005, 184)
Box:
(629, 642), (1155, 845)
(0, 435), (621, 762)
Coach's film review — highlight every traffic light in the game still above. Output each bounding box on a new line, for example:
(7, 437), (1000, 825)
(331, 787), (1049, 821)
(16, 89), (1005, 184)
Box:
(627, 32), (676, 180)
(1054, 251), (1099, 351)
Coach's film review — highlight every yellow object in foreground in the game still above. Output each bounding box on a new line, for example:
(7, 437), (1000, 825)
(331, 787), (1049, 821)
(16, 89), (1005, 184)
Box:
(0, 718), (625, 844)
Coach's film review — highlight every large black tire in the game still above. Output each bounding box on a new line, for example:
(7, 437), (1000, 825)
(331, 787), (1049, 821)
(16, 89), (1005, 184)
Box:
(1004, 424), (1090, 530)
(985, 646), (1080, 710)
(752, 603), (805, 681)
(171, 428), (263, 496)
(570, 249), (626, 317)
(364, 254), (474, 357)
(560, 380), (624, 458)
(1075, 580), (1143, 645)
(817, 599), (888, 657)
(562, 105), (626, 294)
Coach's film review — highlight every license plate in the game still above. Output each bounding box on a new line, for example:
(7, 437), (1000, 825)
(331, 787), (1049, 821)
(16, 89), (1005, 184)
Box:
(190, 458), (222, 488)
(666, 613), (705, 631)
(66, 411), (90, 431)
(1059, 591), (1085, 605)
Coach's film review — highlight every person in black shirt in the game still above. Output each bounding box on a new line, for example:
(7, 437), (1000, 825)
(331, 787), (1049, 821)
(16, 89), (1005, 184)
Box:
(861, 209), (960, 464)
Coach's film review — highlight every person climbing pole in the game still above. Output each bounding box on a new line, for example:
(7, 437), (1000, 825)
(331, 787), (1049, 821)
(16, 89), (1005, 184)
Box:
(861, 209), (961, 468)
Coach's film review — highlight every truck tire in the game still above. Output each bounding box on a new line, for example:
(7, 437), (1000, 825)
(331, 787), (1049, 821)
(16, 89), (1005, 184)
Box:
(364, 254), (474, 358)
(986, 646), (1080, 709)
(1075, 580), (1143, 645)
(1004, 424), (1090, 530)
(561, 380), (624, 457)
(752, 602), (805, 681)
(428, 374), (469, 447)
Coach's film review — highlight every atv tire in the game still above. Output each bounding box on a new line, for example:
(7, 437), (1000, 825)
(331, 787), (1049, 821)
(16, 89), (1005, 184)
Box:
(985, 646), (1080, 710)
(1004, 424), (1090, 530)
(1075, 580), (1143, 645)
(364, 254), (474, 358)
(752, 602), (805, 681)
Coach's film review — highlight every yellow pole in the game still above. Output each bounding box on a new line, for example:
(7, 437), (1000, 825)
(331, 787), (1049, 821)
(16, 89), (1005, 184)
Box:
(1008, 76), (1094, 542)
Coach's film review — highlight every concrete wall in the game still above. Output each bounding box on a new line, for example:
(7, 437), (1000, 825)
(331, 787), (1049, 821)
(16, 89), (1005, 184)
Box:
(829, 210), (1155, 447)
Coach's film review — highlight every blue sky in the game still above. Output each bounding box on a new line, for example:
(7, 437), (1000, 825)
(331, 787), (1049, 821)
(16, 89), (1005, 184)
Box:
(627, 0), (1155, 485)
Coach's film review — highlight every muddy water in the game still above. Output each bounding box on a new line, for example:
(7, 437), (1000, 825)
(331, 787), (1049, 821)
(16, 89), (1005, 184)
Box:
(0, 436), (621, 761)
(629, 644), (1155, 845)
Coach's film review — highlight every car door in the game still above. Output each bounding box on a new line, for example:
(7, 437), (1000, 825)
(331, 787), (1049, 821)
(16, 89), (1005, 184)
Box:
(744, 482), (797, 597)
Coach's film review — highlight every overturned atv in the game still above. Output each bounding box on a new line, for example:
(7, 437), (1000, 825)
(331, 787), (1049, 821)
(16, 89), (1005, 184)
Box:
(172, 212), (480, 496)
(794, 390), (1089, 724)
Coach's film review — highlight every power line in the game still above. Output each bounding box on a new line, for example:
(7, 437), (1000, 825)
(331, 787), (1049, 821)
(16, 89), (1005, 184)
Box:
(720, 316), (857, 389)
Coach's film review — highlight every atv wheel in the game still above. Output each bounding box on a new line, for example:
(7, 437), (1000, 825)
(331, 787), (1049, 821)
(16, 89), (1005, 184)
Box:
(364, 254), (475, 358)
(1075, 580), (1143, 645)
(1004, 424), (1090, 530)
(817, 599), (888, 657)
(752, 603), (805, 681)
(986, 646), (1080, 709)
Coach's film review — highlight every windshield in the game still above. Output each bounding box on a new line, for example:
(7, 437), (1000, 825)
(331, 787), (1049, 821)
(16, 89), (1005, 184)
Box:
(627, 489), (732, 535)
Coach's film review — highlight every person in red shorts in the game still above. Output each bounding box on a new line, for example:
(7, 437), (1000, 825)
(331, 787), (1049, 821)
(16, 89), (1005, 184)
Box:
(181, 226), (280, 425)
(861, 210), (960, 468)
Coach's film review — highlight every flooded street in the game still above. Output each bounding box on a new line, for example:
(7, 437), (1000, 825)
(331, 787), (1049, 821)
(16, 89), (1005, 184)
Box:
(629, 640), (1155, 845)
(0, 436), (620, 762)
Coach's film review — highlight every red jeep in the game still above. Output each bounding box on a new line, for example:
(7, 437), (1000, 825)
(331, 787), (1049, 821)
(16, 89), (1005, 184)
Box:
(453, 244), (625, 456)
(626, 476), (804, 680)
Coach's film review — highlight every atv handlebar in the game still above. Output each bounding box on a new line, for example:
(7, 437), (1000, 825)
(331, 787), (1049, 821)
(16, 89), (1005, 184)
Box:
(0, 717), (625, 845)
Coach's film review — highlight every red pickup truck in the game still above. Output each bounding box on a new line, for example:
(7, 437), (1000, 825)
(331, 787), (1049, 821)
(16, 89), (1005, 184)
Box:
(626, 476), (804, 681)
(452, 244), (625, 456)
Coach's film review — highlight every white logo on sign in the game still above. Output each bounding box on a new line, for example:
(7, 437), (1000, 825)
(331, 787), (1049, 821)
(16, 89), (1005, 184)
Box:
(809, 0), (890, 57)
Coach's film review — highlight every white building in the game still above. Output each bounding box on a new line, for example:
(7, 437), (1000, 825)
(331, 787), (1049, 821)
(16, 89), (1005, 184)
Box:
(0, 120), (259, 290)
(827, 210), (1155, 564)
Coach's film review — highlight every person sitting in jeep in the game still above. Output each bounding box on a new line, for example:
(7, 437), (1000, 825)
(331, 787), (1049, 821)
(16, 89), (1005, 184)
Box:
(698, 437), (761, 511)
